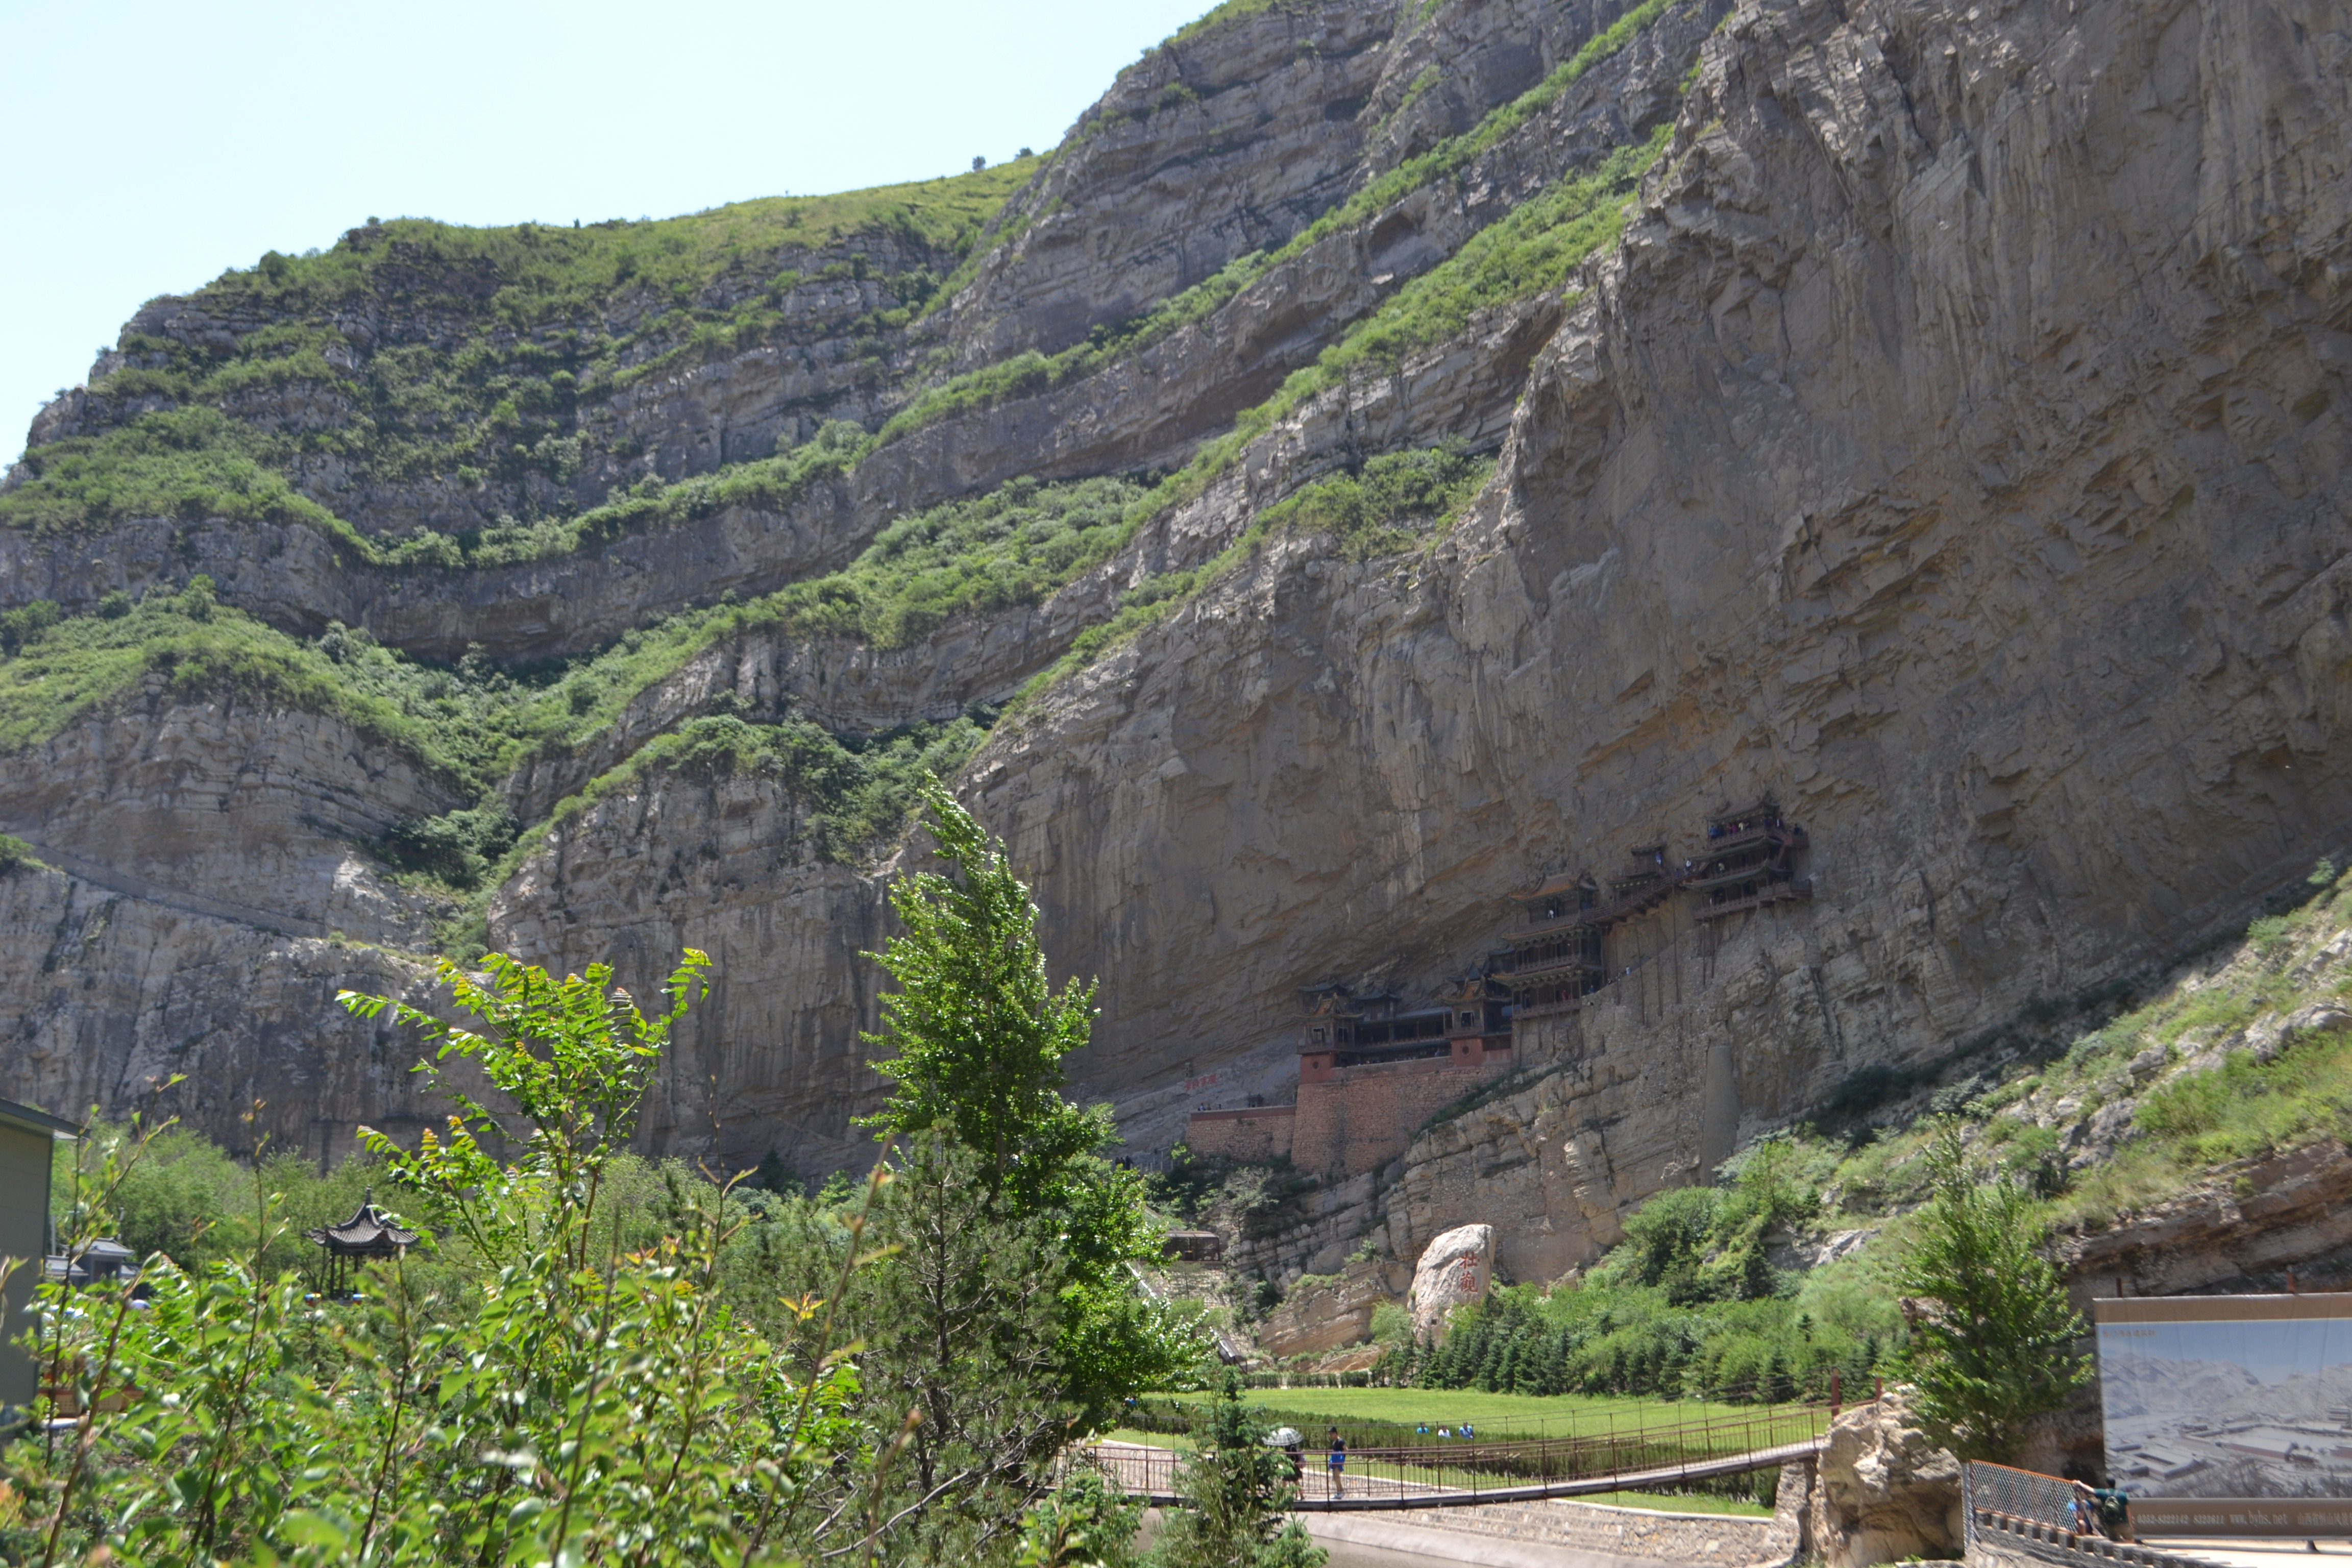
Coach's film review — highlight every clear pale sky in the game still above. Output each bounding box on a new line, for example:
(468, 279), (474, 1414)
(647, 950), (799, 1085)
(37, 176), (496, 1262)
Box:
(0, 0), (1213, 464)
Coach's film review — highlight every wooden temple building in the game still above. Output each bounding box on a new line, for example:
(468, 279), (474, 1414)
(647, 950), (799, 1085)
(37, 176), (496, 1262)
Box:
(1682, 799), (1811, 919)
(1186, 982), (1516, 1177)
(1184, 796), (1810, 1178)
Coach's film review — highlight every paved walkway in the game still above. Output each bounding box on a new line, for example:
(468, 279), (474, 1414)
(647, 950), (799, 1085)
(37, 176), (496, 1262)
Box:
(2141, 1539), (2352, 1568)
(1305, 1512), (1679, 1568)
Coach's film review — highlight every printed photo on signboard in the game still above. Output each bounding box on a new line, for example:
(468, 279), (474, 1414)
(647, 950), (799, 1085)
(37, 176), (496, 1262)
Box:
(2100, 1302), (2352, 1500)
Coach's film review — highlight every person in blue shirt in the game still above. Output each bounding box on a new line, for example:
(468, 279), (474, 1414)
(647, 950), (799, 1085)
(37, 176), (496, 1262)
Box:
(1326, 1427), (1348, 1499)
(1460, 1422), (1475, 1443)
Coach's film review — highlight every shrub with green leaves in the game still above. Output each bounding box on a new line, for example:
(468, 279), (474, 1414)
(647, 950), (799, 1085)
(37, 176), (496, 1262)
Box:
(1256, 445), (1492, 560)
(5, 951), (890, 1564)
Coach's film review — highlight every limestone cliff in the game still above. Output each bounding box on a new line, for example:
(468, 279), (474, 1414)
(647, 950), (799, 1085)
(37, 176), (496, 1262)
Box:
(2, 0), (2347, 1296)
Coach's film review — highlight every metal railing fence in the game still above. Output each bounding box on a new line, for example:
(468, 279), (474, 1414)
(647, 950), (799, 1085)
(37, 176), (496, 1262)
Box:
(1071, 1396), (1856, 1510)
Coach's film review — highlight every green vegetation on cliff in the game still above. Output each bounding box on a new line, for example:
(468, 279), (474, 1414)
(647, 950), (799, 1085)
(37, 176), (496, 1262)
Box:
(509, 711), (991, 873)
(4, 0), (1682, 571)
(1405, 862), (2352, 1415)
(0, 472), (1133, 783)
(880, 0), (1687, 463)
(1, 161), (1037, 539)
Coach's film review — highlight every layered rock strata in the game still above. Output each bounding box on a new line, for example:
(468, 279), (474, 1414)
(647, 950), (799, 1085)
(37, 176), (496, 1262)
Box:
(1, 0), (2347, 1296)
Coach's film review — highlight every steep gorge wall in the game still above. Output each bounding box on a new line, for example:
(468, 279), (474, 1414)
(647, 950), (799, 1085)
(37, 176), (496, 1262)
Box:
(1, 0), (2346, 1266)
(969, 0), (2352, 1278)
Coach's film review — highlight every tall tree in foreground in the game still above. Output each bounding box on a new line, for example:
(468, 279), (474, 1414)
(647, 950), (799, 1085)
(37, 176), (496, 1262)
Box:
(863, 776), (1103, 1196)
(1895, 1124), (2090, 1460)
(861, 778), (1196, 1409)
(853, 779), (1199, 1554)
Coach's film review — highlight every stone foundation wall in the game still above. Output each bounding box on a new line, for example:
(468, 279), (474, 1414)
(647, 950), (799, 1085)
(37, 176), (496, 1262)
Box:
(1292, 1055), (1513, 1178)
(1311, 1490), (1798, 1565)
(1184, 1105), (1296, 1162)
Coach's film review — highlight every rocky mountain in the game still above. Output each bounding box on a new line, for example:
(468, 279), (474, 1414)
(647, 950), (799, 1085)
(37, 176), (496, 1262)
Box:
(3, 0), (2348, 1280)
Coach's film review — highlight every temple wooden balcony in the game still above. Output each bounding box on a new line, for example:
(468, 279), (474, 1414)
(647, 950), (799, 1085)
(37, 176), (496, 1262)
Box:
(1697, 822), (1806, 858)
(1682, 855), (1786, 894)
(1508, 909), (1605, 942)
(1693, 878), (1814, 921)
(1493, 945), (1604, 983)
(1512, 876), (1681, 940)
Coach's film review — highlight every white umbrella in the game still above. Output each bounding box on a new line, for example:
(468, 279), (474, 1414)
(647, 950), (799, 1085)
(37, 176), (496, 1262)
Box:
(1263, 1427), (1303, 1447)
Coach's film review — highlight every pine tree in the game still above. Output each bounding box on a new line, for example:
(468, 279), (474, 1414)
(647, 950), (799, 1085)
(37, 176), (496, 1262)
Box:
(1895, 1125), (2091, 1460)
(1152, 1377), (1326, 1568)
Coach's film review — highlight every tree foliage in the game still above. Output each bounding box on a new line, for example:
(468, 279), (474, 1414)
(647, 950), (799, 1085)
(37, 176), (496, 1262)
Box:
(864, 776), (1107, 1196)
(2, 950), (909, 1565)
(1894, 1125), (2090, 1460)
(862, 778), (1198, 1432)
(1149, 1378), (1325, 1568)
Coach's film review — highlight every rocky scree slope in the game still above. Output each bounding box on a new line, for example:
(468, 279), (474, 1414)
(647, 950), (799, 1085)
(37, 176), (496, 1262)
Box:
(3, 0), (2350, 1248)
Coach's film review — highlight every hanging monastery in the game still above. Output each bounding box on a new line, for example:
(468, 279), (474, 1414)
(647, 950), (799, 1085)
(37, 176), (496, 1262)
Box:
(1184, 799), (1810, 1177)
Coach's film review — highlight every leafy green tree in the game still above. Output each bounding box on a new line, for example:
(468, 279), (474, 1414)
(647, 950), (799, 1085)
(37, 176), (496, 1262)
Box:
(862, 778), (1198, 1428)
(1150, 1377), (1325, 1568)
(863, 775), (1102, 1195)
(1895, 1125), (2090, 1459)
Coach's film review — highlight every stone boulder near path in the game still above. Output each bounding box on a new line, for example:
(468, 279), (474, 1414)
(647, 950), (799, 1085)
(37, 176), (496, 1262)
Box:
(1809, 1390), (1963, 1568)
(1409, 1223), (1493, 1342)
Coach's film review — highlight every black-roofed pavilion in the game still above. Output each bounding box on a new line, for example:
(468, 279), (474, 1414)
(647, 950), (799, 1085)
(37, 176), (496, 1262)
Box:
(305, 1193), (417, 1297)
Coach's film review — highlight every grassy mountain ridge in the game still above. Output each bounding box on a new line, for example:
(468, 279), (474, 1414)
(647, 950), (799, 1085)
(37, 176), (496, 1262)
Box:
(2, 0), (1690, 584)
(3, 161), (1040, 541)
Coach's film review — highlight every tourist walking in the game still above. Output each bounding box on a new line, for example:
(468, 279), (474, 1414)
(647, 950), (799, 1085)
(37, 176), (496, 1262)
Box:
(1327, 1427), (1348, 1499)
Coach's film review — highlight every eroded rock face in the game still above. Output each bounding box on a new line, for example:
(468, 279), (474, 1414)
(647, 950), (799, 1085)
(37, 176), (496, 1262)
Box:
(0, 861), (451, 1165)
(1260, 1256), (1397, 1357)
(0, 693), (459, 945)
(1409, 1222), (1494, 1340)
(969, 0), (2352, 1272)
(488, 769), (891, 1173)
(1810, 1393), (1964, 1568)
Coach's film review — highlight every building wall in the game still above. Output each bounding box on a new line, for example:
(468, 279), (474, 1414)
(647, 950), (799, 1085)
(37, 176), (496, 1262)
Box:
(1184, 1105), (1296, 1163)
(1292, 1049), (1514, 1178)
(0, 1122), (52, 1412)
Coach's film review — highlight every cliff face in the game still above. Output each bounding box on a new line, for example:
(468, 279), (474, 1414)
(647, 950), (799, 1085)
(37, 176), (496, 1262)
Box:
(989, 0), (2352, 1277)
(3, 0), (2348, 1279)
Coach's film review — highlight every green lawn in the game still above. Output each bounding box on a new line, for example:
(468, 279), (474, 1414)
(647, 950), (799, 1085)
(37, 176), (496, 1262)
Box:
(1161, 1386), (1803, 1439)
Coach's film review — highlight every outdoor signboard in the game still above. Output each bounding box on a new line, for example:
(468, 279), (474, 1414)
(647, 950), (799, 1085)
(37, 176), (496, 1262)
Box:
(2097, 1294), (2352, 1537)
